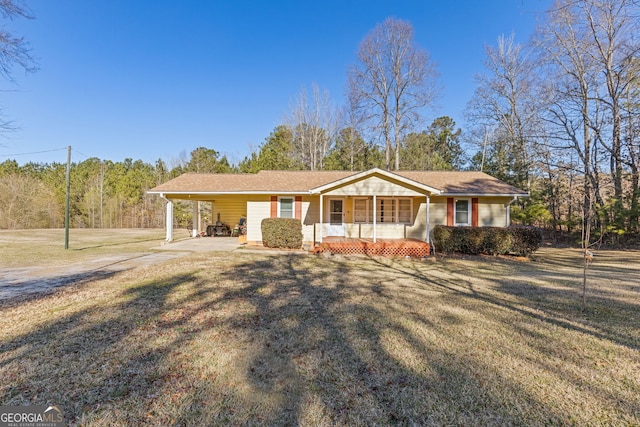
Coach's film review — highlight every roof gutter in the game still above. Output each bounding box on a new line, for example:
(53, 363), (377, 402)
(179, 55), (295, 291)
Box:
(148, 190), (306, 196)
(504, 195), (520, 207)
(504, 196), (520, 227)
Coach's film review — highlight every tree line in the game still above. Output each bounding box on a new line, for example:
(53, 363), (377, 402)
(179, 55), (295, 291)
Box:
(0, 117), (464, 230)
(1, 0), (640, 247)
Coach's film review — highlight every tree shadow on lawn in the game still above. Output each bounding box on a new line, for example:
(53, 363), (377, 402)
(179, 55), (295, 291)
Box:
(531, 248), (640, 284)
(0, 271), (217, 424)
(0, 252), (636, 425)
(189, 254), (577, 425)
(392, 255), (640, 351)
(0, 270), (121, 303)
(372, 255), (640, 423)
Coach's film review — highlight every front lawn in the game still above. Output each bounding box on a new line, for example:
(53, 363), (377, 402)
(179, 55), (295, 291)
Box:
(1, 247), (638, 425)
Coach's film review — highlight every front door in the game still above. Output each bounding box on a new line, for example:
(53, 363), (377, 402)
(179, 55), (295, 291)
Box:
(326, 199), (345, 236)
(330, 199), (343, 224)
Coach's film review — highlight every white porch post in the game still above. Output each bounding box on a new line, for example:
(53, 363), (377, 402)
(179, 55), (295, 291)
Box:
(373, 194), (377, 243)
(319, 194), (323, 243)
(165, 198), (174, 242)
(506, 204), (511, 227)
(426, 195), (431, 244)
(197, 201), (202, 233)
(192, 201), (199, 237)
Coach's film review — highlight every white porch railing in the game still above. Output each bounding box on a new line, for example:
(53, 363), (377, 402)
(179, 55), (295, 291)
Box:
(313, 223), (409, 240)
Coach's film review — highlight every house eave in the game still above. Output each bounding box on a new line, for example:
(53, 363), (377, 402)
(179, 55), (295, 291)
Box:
(147, 190), (307, 196)
(309, 167), (442, 195)
(440, 193), (529, 198)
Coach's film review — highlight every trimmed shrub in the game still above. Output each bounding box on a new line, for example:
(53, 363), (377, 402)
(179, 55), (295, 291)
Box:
(482, 227), (513, 255)
(432, 225), (454, 253)
(261, 218), (303, 249)
(508, 225), (544, 256)
(460, 227), (484, 255)
(432, 225), (541, 256)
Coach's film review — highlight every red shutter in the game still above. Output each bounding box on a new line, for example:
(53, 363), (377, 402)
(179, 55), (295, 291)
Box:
(270, 196), (277, 218)
(446, 198), (454, 226)
(472, 198), (479, 227)
(295, 196), (302, 220)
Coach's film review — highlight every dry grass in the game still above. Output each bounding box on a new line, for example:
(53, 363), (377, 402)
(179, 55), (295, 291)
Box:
(0, 232), (639, 426)
(0, 229), (167, 268)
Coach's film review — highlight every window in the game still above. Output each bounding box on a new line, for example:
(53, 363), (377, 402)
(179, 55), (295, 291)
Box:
(455, 199), (470, 226)
(353, 197), (412, 224)
(377, 198), (396, 223)
(279, 197), (293, 218)
(354, 198), (369, 223)
(398, 199), (412, 223)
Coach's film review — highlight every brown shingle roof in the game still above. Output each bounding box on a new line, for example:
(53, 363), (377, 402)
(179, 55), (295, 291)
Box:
(148, 169), (527, 196)
(394, 171), (527, 195)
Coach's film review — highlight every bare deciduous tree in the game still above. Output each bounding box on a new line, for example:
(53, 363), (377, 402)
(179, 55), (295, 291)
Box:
(582, 0), (640, 228)
(533, 0), (640, 309)
(0, 0), (37, 133)
(348, 17), (440, 170)
(288, 83), (338, 170)
(466, 33), (540, 190)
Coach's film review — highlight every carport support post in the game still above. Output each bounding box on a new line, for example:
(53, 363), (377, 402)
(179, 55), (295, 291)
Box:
(192, 201), (199, 237)
(166, 199), (174, 242)
(426, 195), (431, 244)
(196, 201), (202, 234)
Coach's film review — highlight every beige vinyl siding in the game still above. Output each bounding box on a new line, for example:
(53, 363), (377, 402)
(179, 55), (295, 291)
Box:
(304, 197), (320, 224)
(406, 199), (428, 240)
(246, 196), (271, 243)
(344, 199), (354, 224)
(324, 176), (425, 197)
(210, 195), (248, 228)
(428, 196), (509, 229)
(478, 197), (508, 227)
(301, 196), (318, 244)
(246, 196), (318, 245)
(429, 197), (448, 227)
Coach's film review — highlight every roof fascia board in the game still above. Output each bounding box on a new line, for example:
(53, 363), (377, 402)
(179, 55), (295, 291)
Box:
(440, 193), (529, 197)
(310, 167), (442, 195)
(147, 191), (306, 195)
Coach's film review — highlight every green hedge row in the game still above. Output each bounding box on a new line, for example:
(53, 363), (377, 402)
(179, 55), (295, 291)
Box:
(432, 225), (543, 256)
(261, 218), (303, 249)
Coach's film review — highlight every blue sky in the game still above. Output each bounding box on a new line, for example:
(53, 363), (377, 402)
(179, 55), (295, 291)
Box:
(1, 0), (551, 166)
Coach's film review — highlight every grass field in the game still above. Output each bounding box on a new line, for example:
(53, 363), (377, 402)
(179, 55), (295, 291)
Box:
(0, 229), (167, 268)
(0, 230), (639, 426)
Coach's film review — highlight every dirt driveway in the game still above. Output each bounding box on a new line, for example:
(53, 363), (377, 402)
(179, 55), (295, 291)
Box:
(0, 236), (243, 301)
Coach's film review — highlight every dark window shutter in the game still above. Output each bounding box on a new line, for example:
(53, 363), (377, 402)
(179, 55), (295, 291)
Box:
(270, 196), (277, 218)
(295, 196), (302, 220)
(472, 198), (479, 227)
(447, 198), (454, 226)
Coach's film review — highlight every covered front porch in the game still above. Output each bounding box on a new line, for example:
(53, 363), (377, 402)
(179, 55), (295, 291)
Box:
(313, 193), (432, 244)
(314, 237), (431, 258)
(310, 170), (439, 246)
